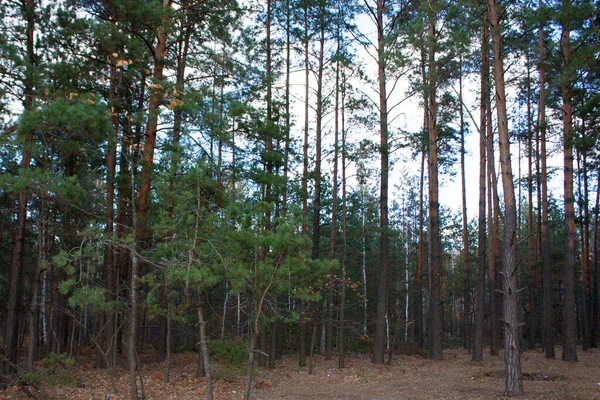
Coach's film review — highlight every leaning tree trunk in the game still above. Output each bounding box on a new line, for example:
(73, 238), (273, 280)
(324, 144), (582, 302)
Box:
(488, 0), (524, 394)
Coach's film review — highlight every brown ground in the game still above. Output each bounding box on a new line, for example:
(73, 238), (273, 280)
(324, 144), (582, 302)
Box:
(2, 347), (599, 399)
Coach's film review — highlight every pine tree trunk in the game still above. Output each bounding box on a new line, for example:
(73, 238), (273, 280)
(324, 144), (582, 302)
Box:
(488, 0), (524, 393)
(472, 16), (488, 362)
(487, 117), (501, 357)
(427, 12), (443, 361)
(312, 4), (325, 262)
(458, 56), (471, 351)
(592, 170), (599, 347)
(579, 149), (591, 350)
(538, 9), (555, 358)
(299, 4), (310, 368)
(28, 192), (45, 372)
(339, 80), (348, 368)
(198, 303), (214, 400)
(560, 13), (578, 362)
(372, 0), (390, 364)
(4, 0), (35, 374)
(526, 56), (537, 350)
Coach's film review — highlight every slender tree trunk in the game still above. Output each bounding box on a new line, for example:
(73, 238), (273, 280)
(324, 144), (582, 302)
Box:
(416, 45), (428, 348)
(487, 115), (501, 357)
(339, 75), (348, 368)
(100, 47), (119, 368)
(458, 56), (471, 351)
(592, 169), (599, 347)
(312, 4), (325, 262)
(326, 14), (342, 361)
(372, 0), (391, 364)
(4, 0), (36, 374)
(28, 192), (45, 372)
(538, 9), (554, 358)
(130, 156), (140, 400)
(472, 15), (488, 362)
(526, 55), (537, 350)
(579, 149), (591, 350)
(299, 3), (310, 368)
(427, 11), (443, 361)
(488, 0), (524, 393)
(416, 148), (425, 349)
(560, 11), (578, 362)
(198, 303), (214, 400)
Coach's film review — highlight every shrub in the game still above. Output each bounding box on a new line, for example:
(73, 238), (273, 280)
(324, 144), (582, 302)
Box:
(208, 339), (248, 365)
(22, 353), (76, 389)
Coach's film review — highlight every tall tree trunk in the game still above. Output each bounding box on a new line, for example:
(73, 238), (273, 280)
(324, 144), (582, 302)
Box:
(415, 45), (428, 349)
(312, 3), (325, 262)
(4, 0), (36, 374)
(538, 7), (554, 358)
(131, 4), (172, 397)
(326, 13), (342, 361)
(130, 160), (140, 400)
(560, 11), (578, 362)
(458, 55), (471, 351)
(488, 0), (524, 393)
(576, 149), (591, 350)
(472, 15), (488, 362)
(487, 114), (501, 357)
(339, 72), (348, 368)
(526, 53), (537, 350)
(579, 148), (591, 350)
(592, 169), (599, 347)
(427, 10), (443, 361)
(372, 0), (391, 364)
(27, 191), (45, 372)
(136, 0), (172, 245)
(100, 47), (119, 368)
(299, 3), (310, 368)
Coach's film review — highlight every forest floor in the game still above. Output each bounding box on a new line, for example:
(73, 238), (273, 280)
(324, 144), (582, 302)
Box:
(2, 346), (599, 399)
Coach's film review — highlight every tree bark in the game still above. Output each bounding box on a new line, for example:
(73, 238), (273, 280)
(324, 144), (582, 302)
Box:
(4, 0), (36, 375)
(299, 3), (310, 368)
(526, 53), (537, 350)
(458, 55), (471, 351)
(472, 15), (488, 362)
(372, 0), (391, 364)
(488, 0), (524, 393)
(427, 10), (443, 361)
(538, 7), (555, 358)
(560, 11), (578, 362)
(339, 75), (348, 368)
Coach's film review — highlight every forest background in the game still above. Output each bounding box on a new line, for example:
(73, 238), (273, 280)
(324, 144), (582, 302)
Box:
(0, 0), (599, 398)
